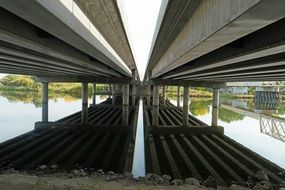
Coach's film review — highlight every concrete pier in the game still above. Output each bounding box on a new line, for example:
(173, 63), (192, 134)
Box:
(177, 86), (181, 107)
(42, 82), (49, 123)
(183, 86), (189, 127)
(82, 82), (88, 123)
(92, 83), (96, 105)
(162, 86), (166, 105)
(212, 88), (220, 127)
(122, 84), (129, 126)
(152, 85), (159, 126)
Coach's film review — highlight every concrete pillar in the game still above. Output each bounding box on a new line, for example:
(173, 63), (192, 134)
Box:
(132, 70), (136, 105)
(109, 84), (112, 98)
(122, 84), (129, 126)
(41, 82), (49, 122)
(122, 106), (129, 127)
(212, 88), (220, 127)
(112, 84), (116, 105)
(162, 86), (166, 105)
(153, 85), (159, 107)
(183, 86), (189, 127)
(152, 85), (159, 126)
(92, 83), (96, 105)
(122, 84), (129, 106)
(146, 84), (151, 106)
(82, 82), (88, 123)
(177, 86), (181, 107)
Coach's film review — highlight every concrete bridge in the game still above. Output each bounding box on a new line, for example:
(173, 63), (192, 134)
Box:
(0, 0), (285, 185)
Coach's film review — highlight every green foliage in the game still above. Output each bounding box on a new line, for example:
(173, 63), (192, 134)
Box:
(218, 108), (244, 123)
(189, 99), (212, 116)
(0, 74), (109, 94)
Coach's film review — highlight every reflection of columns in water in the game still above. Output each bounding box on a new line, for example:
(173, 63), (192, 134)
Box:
(122, 84), (129, 126)
(42, 82), (49, 122)
(92, 83), (96, 105)
(82, 82), (88, 123)
(152, 85), (159, 126)
(177, 86), (180, 107)
(183, 86), (189, 127)
(162, 86), (166, 105)
(212, 88), (220, 127)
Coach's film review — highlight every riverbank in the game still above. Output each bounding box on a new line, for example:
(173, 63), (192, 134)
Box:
(0, 75), (109, 94)
(0, 167), (284, 190)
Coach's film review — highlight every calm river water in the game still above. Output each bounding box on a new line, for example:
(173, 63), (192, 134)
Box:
(0, 90), (284, 170)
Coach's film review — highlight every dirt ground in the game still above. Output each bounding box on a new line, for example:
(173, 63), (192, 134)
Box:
(0, 173), (207, 190)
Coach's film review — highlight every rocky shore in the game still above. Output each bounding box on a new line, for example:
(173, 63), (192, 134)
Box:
(0, 166), (284, 190)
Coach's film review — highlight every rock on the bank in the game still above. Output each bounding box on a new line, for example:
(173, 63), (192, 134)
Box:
(185, 178), (200, 186)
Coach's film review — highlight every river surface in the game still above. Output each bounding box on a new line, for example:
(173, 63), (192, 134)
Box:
(0, 90), (284, 170)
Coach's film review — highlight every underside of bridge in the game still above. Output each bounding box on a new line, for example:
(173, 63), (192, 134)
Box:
(0, 0), (285, 186)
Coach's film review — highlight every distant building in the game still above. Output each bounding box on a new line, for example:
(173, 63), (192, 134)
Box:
(221, 87), (248, 95)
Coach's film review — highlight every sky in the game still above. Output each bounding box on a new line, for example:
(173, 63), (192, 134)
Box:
(117, 0), (163, 80)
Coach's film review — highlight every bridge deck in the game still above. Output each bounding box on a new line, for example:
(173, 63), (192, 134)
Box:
(144, 99), (285, 185)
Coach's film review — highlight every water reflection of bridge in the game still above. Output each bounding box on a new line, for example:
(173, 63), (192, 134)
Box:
(221, 104), (285, 143)
(260, 116), (285, 143)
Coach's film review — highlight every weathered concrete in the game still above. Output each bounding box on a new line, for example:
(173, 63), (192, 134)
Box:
(0, 0), (131, 77)
(42, 82), (49, 123)
(74, 0), (137, 73)
(162, 86), (166, 105)
(150, 0), (285, 78)
(82, 82), (88, 123)
(183, 86), (189, 127)
(212, 89), (220, 127)
(152, 85), (159, 126)
(92, 83), (96, 105)
(177, 86), (181, 107)
(122, 84), (129, 106)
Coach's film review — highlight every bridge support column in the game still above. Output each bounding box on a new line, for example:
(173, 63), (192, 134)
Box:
(162, 86), (166, 105)
(92, 83), (96, 105)
(147, 84), (151, 106)
(177, 86), (181, 107)
(212, 88), (220, 127)
(82, 82), (88, 124)
(183, 86), (189, 127)
(132, 70), (136, 106)
(152, 85), (159, 126)
(109, 84), (112, 98)
(112, 84), (116, 105)
(42, 82), (49, 123)
(122, 84), (129, 126)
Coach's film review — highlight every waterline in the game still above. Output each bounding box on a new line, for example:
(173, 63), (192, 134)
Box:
(132, 98), (146, 177)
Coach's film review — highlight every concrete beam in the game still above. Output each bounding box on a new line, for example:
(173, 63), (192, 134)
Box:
(0, 8), (123, 77)
(147, 0), (202, 71)
(75, 0), (138, 74)
(151, 0), (285, 78)
(35, 76), (132, 84)
(0, 0), (132, 77)
(151, 79), (225, 88)
(164, 18), (285, 79)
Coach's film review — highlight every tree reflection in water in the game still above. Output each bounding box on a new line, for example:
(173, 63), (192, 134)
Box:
(0, 90), (97, 107)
